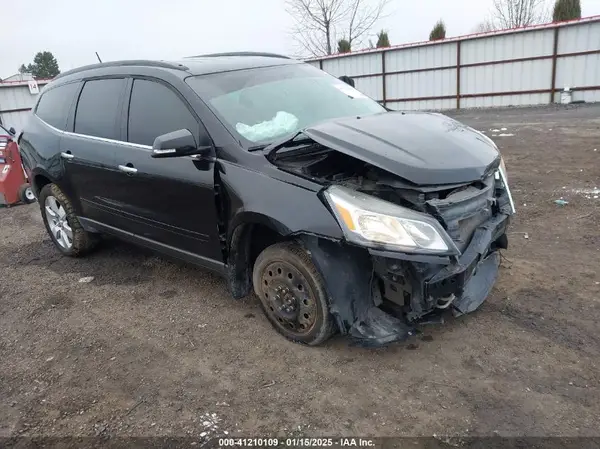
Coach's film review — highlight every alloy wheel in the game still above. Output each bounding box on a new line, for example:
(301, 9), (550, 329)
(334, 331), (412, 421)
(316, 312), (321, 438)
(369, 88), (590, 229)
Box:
(45, 195), (73, 249)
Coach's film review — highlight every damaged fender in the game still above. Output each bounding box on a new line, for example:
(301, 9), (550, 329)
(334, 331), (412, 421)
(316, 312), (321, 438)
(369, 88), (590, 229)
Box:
(297, 234), (417, 346)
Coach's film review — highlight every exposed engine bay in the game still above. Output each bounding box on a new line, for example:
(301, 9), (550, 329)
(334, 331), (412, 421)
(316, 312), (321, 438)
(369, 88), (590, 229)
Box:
(269, 137), (509, 219)
(267, 134), (514, 346)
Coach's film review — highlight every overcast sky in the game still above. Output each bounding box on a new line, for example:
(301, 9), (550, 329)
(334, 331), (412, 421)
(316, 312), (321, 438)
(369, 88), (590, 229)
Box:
(3, 0), (600, 78)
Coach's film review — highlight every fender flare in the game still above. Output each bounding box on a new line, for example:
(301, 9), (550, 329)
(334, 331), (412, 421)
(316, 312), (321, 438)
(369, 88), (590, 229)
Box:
(225, 213), (292, 299)
(30, 166), (57, 195)
(30, 165), (83, 214)
(227, 211), (292, 247)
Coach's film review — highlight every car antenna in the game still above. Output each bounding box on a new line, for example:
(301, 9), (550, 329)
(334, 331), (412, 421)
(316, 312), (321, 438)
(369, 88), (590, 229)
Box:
(95, 52), (103, 63)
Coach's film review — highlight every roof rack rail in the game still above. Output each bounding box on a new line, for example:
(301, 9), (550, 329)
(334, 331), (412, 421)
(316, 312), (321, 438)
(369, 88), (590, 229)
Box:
(54, 60), (189, 80)
(185, 51), (291, 60)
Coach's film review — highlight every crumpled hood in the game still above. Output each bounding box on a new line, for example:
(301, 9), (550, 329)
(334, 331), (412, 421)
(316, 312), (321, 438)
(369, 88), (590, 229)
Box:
(299, 111), (500, 185)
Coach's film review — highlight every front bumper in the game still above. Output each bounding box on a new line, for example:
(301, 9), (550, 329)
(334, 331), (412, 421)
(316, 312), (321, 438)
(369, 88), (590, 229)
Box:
(371, 211), (509, 322)
(300, 212), (509, 348)
(426, 213), (507, 316)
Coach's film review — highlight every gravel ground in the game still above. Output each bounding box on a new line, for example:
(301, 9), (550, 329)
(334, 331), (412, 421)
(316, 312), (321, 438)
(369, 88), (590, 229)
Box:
(1, 105), (599, 442)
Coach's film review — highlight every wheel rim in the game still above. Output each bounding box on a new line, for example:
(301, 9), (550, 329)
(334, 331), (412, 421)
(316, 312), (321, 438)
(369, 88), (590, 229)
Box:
(259, 261), (318, 337)
(45, 195), (73, 249)
(25, 188), (35, 201)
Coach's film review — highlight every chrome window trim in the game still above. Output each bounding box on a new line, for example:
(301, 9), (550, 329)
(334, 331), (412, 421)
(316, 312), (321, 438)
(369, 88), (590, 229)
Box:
(33, 113), (152, 150)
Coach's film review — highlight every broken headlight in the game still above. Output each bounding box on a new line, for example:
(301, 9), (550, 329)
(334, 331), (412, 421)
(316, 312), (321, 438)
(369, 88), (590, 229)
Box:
(323, 185), (458, 254)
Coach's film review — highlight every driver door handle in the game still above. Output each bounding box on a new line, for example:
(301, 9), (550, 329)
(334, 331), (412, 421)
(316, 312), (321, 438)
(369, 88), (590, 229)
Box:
(118, 164), (138, 174)
(61, 151), (74, 160)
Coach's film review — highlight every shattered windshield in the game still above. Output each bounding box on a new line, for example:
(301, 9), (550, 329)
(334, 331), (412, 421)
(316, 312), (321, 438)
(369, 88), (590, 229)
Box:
(186, 63), (386, 145)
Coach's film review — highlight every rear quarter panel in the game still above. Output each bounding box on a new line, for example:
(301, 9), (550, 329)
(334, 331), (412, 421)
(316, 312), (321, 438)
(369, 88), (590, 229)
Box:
(19, 114), (67, 195)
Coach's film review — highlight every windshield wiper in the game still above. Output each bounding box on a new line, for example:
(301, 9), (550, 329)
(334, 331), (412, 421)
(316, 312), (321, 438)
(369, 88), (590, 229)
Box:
(248, 144), (269, 152)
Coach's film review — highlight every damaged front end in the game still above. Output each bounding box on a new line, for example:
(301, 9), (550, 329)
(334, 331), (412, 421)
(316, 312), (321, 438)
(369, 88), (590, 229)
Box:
(267, 125), (515, 347)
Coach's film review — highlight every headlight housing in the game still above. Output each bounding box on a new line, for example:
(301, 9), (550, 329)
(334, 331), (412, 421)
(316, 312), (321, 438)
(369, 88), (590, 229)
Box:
(495, 156), (516, 214)
(499, 156), (508, 183)
(323, 185), (458, 254)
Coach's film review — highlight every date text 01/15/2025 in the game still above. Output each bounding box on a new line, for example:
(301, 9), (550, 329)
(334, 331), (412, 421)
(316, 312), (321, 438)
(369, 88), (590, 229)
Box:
(218, 438), (375, 447)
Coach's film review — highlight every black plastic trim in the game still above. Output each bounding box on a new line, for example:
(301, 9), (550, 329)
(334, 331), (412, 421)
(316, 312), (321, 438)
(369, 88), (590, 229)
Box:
(54, 60), (189, 81)
(368, 249), (452, 265)
(186, 52), (291, 59)
(78, 217), (226, 276)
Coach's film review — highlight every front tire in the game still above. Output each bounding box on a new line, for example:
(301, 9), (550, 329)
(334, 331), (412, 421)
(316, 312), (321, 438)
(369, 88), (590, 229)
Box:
(39, 183), (98, 257)
(252, 242), (336, 346)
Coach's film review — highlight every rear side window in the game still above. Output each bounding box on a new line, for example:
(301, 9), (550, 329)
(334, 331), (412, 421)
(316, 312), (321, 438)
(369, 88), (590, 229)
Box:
(35, 82), (79, 130)
(74, 78), (124, 140)
(127, 79), (198, 147)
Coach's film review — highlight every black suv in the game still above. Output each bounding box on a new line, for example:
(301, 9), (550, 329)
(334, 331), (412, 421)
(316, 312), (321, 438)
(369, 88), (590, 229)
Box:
(19, 53), (515, 347)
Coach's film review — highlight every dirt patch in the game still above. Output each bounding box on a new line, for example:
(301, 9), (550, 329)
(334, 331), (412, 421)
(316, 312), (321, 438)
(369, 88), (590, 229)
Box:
(1, 105), (599, 439)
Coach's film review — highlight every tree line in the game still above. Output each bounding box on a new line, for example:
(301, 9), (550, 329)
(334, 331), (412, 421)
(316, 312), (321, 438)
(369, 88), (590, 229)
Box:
(17, 0), (583, 78)
(289, 0), (583, 54)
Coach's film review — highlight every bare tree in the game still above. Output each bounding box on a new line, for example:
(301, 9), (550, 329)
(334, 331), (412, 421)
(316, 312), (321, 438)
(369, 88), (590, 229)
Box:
(344, 0), (388, 48)
(286, 0), (388, 57)
(286, 0), (346, 56)
(490, 0), (548, 28)
(472, 18), (497, 33)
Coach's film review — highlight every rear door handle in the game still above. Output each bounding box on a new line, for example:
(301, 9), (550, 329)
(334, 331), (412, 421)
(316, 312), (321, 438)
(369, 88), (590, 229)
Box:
(61, 151), (74, 160)
(118, 164), (138, 174)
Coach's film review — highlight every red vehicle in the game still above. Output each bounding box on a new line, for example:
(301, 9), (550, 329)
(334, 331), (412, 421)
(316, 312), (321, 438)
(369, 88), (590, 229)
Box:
(0, 124), (35, 206)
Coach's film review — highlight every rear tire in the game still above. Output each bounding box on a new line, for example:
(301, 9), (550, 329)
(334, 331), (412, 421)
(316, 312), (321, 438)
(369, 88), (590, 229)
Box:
(18, 183), (36, 204)
(39, 183), (98, 257)
(252, 241), (336, 346)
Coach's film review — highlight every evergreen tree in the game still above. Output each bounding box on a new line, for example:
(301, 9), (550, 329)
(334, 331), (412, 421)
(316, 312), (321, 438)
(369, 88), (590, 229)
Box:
(376, 30), (390, 48)
(553, 0), (581, 22)
(338, 39), (351, 53)
(429, 20), (446, 41)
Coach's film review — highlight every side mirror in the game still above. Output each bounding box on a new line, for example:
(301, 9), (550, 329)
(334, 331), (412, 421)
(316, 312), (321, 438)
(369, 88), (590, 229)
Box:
(151, 129), (211, 159)
(9, 127), (16, 136)
(338, 75), (355, 87)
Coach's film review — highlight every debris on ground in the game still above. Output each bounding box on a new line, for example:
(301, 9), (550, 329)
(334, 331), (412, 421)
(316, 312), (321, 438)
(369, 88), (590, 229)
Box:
(78, 276), (95, 283)
(579, 188), (599, 194)
(570, 188), (600, 199)
(197, 412), (222, 440)
(554, 199), (569, 206)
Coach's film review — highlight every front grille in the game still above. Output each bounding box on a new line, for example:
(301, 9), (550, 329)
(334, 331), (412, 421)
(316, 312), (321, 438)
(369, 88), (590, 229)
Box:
(426, 174), (497, 252)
